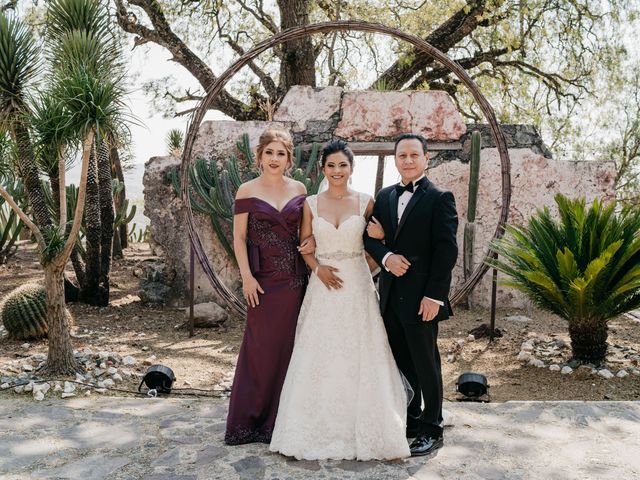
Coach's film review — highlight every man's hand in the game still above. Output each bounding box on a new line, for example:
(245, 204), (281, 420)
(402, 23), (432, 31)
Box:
(418, 297), (440, 321)
(384, 254), (411, 277)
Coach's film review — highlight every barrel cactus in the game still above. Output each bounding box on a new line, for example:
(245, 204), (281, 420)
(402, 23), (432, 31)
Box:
(0, 283), (71, 340)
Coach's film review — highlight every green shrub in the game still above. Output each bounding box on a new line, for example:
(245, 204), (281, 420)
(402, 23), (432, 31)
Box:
(489, 194), (640, 363)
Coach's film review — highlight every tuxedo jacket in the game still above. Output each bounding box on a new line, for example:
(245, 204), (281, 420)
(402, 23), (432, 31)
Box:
(364, 177), (458, 323)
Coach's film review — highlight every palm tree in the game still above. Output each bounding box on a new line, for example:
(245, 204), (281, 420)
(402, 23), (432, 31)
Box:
(489, 194), (640, 363)
(0, 2), (128, 375)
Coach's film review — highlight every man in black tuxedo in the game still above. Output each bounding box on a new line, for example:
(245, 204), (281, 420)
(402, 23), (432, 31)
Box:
(364, 133), (458, 456)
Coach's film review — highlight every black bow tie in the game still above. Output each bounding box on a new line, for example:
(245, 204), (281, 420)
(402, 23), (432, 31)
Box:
(395, 182), (414, 195)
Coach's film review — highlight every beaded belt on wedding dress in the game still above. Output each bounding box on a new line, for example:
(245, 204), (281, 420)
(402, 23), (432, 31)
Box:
(316, 250), (364, 261)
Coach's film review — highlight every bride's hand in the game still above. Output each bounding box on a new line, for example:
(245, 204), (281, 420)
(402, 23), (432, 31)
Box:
(316, 265), (343, 290)
(366, 216), (385, 240)
(242, 275), (265, 308)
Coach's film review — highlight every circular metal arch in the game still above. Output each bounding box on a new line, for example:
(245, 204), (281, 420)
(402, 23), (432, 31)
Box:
(181, 20), (512, 317)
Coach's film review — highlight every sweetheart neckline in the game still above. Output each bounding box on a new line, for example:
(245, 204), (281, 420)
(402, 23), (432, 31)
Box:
(314, 214), (365, 230)
(241, 194), (305, 214)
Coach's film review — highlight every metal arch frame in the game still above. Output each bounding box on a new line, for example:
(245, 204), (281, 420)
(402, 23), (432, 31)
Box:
(181, 20), (512, 317)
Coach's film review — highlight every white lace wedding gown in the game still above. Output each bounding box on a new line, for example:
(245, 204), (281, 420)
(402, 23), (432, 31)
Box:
(269, 194), (410, 461)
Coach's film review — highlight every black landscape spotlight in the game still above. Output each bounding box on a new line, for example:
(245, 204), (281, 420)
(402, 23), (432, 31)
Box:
(139, 364), (176, 395)
(456, 372), (489, 401)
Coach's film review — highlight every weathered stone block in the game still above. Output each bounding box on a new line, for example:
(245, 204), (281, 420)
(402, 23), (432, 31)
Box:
(335, 90), (466, 141)
(192, 120), (292, 160)
(427, 149), (616, 307)
(274, 85), (343, 132)
(143, 155), (240, 307)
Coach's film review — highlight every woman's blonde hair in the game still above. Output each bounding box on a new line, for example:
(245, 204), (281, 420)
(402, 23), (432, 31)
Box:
(255, 128), (294, 172)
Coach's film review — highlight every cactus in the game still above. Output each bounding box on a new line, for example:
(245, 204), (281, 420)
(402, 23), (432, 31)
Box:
(0, 178), (27, 264)
(0, 283), (71, 340)
(463, 131), (482, 283)
(168, 133), (324, 260)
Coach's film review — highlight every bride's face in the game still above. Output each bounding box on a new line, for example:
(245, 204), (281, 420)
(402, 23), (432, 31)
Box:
(323, 152), (352, 187)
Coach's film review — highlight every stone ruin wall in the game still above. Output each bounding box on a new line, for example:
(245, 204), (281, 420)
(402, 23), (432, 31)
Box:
(143, 86), (616, 311)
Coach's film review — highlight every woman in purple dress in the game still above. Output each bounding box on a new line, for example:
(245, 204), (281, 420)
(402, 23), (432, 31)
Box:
(225, 128), (313, 445)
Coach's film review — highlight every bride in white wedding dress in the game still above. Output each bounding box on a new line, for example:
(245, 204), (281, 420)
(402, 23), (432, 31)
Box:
(269, 140), (410, 461)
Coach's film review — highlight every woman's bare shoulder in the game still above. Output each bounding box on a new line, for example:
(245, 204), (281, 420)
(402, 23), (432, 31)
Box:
(236, 179), (260, 199)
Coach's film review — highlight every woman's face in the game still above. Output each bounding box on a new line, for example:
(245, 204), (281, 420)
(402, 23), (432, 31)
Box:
(259, 141), (290, 175)
(323, 151), (352, 187)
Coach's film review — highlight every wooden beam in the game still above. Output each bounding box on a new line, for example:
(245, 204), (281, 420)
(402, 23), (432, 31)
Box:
(301, 141), (462, 154)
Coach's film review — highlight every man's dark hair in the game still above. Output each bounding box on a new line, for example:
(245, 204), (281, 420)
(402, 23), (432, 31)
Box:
(320, 139), (354, 167)
(394, 133), (429, 154)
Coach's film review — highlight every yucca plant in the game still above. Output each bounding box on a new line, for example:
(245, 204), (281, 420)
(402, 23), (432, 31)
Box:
(0, 1), (130, 375)
(0, 12), (52, 231)
(489, 194), (640, 363)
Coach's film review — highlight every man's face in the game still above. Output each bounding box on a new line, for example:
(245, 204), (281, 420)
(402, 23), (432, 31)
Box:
(395, 138), (428, 183)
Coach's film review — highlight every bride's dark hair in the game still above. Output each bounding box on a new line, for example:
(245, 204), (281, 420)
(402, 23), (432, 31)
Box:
(320, 139), (354, 168)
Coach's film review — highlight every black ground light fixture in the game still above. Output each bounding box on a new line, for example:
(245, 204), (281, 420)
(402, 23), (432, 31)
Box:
(456, 372), (489, 401)
(138, 364), (176, 395)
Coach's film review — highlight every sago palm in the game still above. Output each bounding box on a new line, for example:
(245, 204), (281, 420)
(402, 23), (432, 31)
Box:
(489, 194), (640, 363)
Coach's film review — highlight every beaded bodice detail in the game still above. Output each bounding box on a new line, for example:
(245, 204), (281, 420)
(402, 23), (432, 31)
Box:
(234, 195), (306, 281)
(307, 194), (369, 262)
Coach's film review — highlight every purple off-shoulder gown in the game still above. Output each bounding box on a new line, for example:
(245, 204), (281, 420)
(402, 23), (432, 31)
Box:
(225, 194), (307, 445)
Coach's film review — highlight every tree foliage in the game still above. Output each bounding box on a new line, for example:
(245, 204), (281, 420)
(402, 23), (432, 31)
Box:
(108, 1), (634, 151)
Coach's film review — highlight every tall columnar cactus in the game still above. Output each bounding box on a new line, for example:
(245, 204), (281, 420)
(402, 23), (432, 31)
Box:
(168, 133), (324, 259)
(1, 283), (72, 340)
(463, 131), (482, 284)
(0, 178), (27, 264)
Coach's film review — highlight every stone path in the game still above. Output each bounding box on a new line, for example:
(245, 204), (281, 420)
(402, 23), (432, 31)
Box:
(1, 398), (639, 479)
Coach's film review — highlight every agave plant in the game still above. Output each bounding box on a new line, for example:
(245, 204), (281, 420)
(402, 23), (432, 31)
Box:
(166, 128), (184, 157)
(489, 194), (640, 363)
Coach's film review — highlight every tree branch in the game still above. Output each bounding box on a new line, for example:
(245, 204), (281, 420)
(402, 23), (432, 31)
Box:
(0, 184), (45, 251)
(407, 47), (509, 89)
(1, 0), (18, 12)
(57, 146), (66, 235)
(370, 0), (490, 89)
(214, 13), (278, 98)
(114, 0), (260, 120)
(60, 131), (94, 263)
(236, 0), (278, 34)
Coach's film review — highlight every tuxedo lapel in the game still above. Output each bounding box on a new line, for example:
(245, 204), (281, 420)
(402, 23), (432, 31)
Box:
(395, 177), (429, 241)
(388, 188), (399, 240)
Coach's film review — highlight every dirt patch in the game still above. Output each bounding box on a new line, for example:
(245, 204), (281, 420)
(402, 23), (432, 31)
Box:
(1, 242), (639, 401)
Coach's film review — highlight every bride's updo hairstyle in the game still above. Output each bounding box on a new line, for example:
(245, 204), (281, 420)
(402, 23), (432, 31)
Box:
(320, 139), (354, 168)
(256, 128), (294, 171)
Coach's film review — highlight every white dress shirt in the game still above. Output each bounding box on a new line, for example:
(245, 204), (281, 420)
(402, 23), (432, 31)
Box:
(381, 176), (444, 307)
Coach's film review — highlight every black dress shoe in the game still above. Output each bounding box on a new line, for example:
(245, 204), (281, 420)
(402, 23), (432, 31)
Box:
(409, 434), (443, 456)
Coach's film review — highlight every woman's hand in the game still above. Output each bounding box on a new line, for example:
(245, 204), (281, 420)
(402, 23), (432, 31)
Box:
(298, 235), (316, 255)
(366, 216), (385, 240)
(242, 275), (265, 308)
(316, 265), (343, 290)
